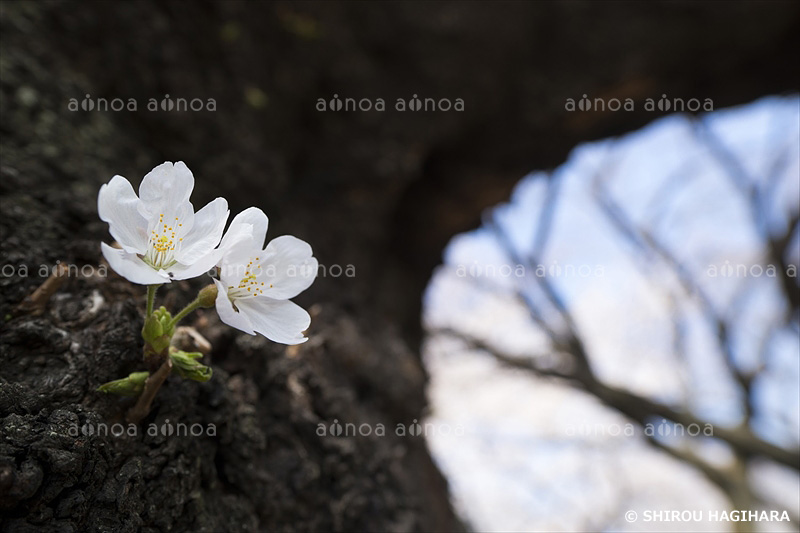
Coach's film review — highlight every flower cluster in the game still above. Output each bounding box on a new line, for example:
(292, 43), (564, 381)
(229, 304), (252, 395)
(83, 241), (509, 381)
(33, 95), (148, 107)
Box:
(97, 162), (317, 417)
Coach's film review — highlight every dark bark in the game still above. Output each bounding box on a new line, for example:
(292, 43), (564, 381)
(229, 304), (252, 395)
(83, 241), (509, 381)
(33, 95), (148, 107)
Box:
(1, 1), (797, 531)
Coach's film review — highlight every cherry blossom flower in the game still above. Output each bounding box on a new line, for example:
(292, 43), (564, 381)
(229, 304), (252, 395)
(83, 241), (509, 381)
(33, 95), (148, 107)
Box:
(98, 161), (228, 284)
(213, 207), (317, 344)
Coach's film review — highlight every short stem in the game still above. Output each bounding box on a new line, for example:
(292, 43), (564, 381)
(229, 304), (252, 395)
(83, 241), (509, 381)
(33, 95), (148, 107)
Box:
(126, 358), (172, 424)
(168, 297), (203, 330)
(146, 285), (158, 316)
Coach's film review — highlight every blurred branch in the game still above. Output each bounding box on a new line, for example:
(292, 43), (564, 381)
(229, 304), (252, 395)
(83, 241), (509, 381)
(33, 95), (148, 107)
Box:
(645, 160), (697, 229)
(430, 327), (572, 381)
(644, 435), (744, 501)
(694, 119), (752, 195)
(453, 149), (800, 524)
(476, 184), (800, 472)
(769, 210), (800, 316)
(432, 325), (799, 474)
(592, 172), (756, 418)
(432, 292), (800, 474)
(666, 291), (691, 398)
(531, 170), (563, 259)
(485, 215), (594, 381)
(696, 120), (800, 318)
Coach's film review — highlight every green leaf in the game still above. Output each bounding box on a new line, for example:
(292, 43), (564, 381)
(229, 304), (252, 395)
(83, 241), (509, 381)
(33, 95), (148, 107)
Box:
(97, 371), (149, 396)
(170, 350), (212, 382)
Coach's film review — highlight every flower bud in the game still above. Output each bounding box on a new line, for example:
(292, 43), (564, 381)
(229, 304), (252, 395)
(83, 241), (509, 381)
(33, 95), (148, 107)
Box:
(142, 314), (164, 341)
(197, 284), (218, 308)
(151, 306), (175, 342)
(142, 309), (172, 356)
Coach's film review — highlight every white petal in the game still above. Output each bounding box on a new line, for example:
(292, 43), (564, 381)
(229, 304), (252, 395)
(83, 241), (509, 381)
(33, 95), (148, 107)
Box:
(137, 161), (195, 219)
(236, 296), (310, 344)
(219, 207), (269, 252)
(101, 242), (170, 285)
(213, 279), (255, 334)
(260, 236), (318, 300)
(97, 175), (149, 253)
(218, 237), (261, 287)
(175, 197), (229, 264)
(169, 248), (224, 281)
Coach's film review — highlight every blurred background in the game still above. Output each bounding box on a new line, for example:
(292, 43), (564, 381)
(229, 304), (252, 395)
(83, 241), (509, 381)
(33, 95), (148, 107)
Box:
(424, 96), (800, 531)
(0, 1), (798, 531)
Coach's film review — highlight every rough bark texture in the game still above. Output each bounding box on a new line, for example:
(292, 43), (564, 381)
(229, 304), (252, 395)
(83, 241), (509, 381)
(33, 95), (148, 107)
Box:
(1, 1), (797, 531)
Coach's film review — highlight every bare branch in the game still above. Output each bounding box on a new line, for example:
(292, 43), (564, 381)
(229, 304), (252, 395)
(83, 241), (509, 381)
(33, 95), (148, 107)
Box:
(485, 212), (593, 377)
(593, 177), (755, 416)
(432, 327), (800, 472)
(696, 120), (800, 317)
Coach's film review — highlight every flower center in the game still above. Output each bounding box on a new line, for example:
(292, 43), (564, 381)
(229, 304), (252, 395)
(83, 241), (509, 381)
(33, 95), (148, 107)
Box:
(143, 213), (184, 270)
(227, 256), (273, 300)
